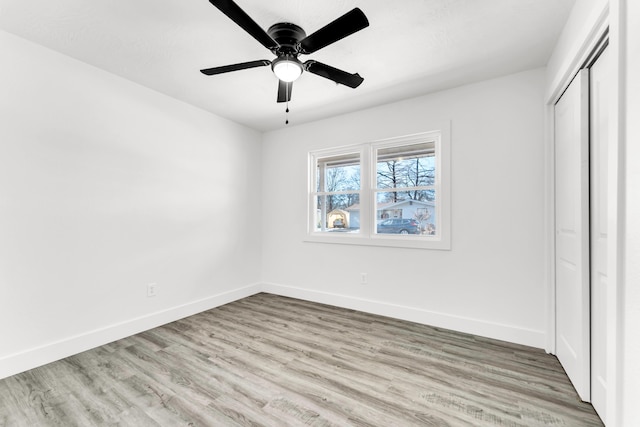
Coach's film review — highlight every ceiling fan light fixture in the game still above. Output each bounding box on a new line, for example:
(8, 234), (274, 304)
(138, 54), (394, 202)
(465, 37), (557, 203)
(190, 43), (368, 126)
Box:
(272, 56), (303, 82)
(202, 2), (370, 107)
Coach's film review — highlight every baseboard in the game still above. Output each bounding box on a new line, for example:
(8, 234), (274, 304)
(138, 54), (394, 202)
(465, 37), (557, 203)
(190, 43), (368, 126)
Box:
(0, 283), (261, 380)
(1, 281), (547, 380)
(261, 282), (546, 349)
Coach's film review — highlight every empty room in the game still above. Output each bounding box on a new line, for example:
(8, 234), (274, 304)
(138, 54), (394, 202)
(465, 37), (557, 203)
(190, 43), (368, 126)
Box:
(0, 0), (638, 426)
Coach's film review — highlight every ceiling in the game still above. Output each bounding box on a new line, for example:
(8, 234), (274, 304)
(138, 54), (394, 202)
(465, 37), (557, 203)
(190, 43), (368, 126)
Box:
(0, 0), (576, 131)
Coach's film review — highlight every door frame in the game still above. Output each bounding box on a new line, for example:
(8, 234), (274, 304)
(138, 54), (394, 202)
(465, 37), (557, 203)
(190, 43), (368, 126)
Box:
(544, 2), (623, 424)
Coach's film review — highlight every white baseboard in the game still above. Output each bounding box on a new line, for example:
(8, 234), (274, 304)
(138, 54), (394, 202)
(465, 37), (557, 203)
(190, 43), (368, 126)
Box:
(1, 281), (547, 380)
(0, 283), (261, 380)
(261, 282), (546, 349)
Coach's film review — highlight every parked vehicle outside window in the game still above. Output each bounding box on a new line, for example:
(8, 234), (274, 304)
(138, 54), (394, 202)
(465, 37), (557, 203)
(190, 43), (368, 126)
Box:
(376, 218), (420, 234)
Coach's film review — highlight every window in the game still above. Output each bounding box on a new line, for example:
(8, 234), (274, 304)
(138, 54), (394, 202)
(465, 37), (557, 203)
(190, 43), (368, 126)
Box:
(311, 150), (362, 233)
(374, 140), (437, 236)
(308, 124), (451, 249)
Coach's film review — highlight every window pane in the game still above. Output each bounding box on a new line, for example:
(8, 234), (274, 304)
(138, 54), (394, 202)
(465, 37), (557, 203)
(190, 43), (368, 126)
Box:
(376, 142), (435, 189)
(376, 189), (435, 205)
(314, 194), (360, 232)
(317, 153), (360, 192)
(376, 191), (437, 235)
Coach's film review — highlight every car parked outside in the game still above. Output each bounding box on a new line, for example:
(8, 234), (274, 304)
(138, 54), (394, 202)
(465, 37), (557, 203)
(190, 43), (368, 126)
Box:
(376, 218), (421, 235)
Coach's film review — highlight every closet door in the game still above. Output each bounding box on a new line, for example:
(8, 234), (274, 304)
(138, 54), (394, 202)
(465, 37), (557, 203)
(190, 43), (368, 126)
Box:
(590, 46), (610, 422)
(554, 69), (590, 401)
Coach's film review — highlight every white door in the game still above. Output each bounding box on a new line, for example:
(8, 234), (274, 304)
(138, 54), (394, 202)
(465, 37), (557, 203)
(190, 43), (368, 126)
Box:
(555, 69), (590, 401)
(590, 47), (610, 422)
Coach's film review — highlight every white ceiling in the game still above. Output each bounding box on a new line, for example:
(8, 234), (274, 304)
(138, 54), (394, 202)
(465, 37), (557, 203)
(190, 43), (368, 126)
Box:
(0, 0), (575, 131)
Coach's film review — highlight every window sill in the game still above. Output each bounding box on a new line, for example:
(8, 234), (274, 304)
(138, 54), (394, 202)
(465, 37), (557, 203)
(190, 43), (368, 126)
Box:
(304, 233), (451, 250)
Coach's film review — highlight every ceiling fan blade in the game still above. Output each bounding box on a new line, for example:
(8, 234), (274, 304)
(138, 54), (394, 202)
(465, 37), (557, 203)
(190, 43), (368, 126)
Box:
(208, 0), (278, 50)
(299, 8), (369, 54)
(277, 80), (293, 103)
(304, 60), (364, 88)
(200, 59), (271, 75)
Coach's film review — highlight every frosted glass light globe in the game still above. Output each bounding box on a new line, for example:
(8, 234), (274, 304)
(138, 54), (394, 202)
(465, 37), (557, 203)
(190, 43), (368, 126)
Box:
(273, 59), (302, 82)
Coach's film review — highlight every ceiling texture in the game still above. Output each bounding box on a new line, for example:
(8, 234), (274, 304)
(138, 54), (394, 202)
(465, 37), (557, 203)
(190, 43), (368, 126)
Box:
(0, 0), (576, 131)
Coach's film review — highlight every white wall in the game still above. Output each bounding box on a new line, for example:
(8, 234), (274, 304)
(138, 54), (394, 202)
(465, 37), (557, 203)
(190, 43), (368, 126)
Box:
(0, 31), (262, 379)
(621, 1), (640, 424)
(261, 69), (547, 348)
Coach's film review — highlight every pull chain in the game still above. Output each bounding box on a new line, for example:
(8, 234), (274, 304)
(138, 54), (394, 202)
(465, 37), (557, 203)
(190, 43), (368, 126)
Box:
(285, 82), (290, 125)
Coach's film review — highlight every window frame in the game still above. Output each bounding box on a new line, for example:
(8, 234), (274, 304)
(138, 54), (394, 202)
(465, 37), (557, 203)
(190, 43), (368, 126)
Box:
(306, 123), (451, 250)
(308, 146), (364, 235)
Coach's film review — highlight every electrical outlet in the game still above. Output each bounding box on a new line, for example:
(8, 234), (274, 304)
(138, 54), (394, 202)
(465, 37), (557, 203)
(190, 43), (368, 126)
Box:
(360, 273), (368, 284)
(147, 283), (157, 297)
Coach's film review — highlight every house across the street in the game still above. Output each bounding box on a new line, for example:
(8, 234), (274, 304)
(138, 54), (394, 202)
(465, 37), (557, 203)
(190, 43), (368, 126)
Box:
(335, 199), (436, 233)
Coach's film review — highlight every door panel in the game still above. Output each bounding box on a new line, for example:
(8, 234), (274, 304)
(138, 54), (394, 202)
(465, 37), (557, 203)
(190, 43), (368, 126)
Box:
(554, 69), (590, 401)
(590, 47), (610, 422)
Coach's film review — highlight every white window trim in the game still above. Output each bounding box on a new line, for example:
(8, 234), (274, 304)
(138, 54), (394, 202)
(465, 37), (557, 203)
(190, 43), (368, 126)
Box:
(306, 122), (451, 250)
(308, 145), (364, 234)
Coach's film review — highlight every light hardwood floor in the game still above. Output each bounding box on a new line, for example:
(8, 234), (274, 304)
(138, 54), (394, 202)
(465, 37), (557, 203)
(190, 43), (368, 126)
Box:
(0, 293), (603, 426)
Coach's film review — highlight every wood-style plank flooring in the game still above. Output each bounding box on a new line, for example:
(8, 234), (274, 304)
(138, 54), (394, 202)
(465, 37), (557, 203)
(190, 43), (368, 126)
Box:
(0, 293), (603, 426)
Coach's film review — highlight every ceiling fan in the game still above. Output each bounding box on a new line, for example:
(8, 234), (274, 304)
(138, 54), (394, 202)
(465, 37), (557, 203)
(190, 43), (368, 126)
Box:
(200, 0), (369, 105)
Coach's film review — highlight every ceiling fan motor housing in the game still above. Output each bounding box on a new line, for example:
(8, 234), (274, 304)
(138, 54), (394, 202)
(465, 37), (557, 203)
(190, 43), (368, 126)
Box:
(267, 23), (306, 55)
